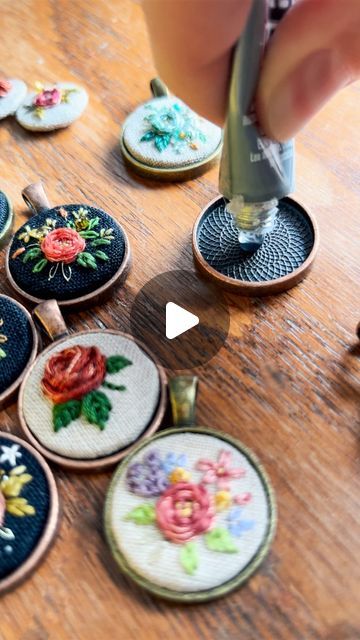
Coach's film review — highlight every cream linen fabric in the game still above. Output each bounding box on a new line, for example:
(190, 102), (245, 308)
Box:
(0, 80), (27, 119)
(16, 83), (88, 131)
(22, 332), (160, 459)
(123, 96), (222, 168)
(108, 432), (270, 593)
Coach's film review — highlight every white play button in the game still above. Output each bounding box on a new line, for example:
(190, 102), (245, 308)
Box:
(165, 302), (199, 340)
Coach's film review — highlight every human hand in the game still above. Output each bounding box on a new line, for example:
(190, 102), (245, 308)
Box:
(143, 0), (360, 141)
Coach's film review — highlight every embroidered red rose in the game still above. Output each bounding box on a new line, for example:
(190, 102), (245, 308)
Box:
(41, 228), (85, 264)
(0, 489), (5, 526)
(156, 482), (215, 544)
(41, 345), (106, 404)
(0, 79), (12, 97)
(34, 87), (61, 108)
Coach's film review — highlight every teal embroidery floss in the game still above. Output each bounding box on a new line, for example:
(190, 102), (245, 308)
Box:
(140, 102), (207, 154)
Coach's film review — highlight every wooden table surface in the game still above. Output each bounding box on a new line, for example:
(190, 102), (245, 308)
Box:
(1, 1), (359, 639)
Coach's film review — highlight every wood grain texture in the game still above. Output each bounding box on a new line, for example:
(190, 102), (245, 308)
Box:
(0, 1), (359, 639)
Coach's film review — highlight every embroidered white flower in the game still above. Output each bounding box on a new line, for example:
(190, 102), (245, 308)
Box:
(0, 444), (22, 467)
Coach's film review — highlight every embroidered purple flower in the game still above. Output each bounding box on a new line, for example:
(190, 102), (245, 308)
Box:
(126, 449), (169, 497)
(34, 87), (61, 108)
(196, 450), (245, 490)
(227, 507), (255, 537)
(162, 453), (187, 475)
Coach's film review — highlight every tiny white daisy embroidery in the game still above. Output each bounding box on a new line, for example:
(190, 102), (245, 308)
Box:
(0, 444), (22, 467)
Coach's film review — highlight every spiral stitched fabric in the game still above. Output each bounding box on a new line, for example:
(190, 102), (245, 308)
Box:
(22, 332), (161, 460)
(108, 432), (271, 593)
(9, 205), (126, 301)
(0, 191), (10, 233)
(0, 296), (34, 395)
(0, 436), (50, 581)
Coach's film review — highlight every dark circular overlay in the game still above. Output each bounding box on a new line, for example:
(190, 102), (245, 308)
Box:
(8, 204), (126, 301)
(0, 296), (34, 395)
(0, 435), (50, 581)
(196, 197), (314, 282)
(130, 270), (230, 370)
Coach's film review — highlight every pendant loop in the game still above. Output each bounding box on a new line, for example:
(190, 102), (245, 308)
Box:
(150, 77), (169, 98)
(33, 299), (68, 341)
(22, 181), (51, 214)
(169, 376), (198, 427)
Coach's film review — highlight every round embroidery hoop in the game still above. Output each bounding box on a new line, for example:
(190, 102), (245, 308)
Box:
(193, 196), (319, 296)
(0, 294), (38, 409)
(6, 182), (131, 310)
(18, 301), (167, 472)
(0, 189), (14, 247)
(120, 78), (223, 181)
(105, 377), (276, 602)
(0, 432), (59, 595)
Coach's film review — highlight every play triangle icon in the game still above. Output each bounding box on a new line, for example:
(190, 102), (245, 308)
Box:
(165, 302), (199, 340)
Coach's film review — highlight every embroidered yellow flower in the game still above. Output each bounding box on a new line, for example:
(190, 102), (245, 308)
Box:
(0, 465), (36, 517)
(169, 467), (191, 484)
(215, 490), (232, 512)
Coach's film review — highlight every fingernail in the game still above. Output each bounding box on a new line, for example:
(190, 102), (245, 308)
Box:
(265, 49), (352, 141)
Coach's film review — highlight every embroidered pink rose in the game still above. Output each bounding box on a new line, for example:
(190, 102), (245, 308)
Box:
(0, 79), (12, 97)
(42, 345), (106, 404)
(34, 87), (61, 108)
(196, 450), (245, 490)
(156, 482), (215, 544)
(0, 489), (5, 526)
(41, 227), (85, 264)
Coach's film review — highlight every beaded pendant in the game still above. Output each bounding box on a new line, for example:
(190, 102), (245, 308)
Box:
(105, 377), (276, 602)
(0, 432), (59, 594)
(18, 301), (166, 472)
(7, 182), (131, 310)
(121, 79), (222, 181)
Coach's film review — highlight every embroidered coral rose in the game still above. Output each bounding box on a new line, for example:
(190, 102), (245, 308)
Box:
(0, 79), (12, 97)
(156, 482), (215, 544)
(41, 228), (85, 264)
(41, 345), (106, 404)
(0, 489), (5, 526)
(34, 87), (61, 108)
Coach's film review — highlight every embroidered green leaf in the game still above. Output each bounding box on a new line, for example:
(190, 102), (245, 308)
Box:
(78, 230), (99, 239)
(91, 238), (111, 247)
(125, 504), (155, 524)
(155, 134), (171, 152)
(53, 400), (82, 432)
(204, 528), (238, 553)
(94, 250), (109, 262)
(180, 542), (199, 575)
(0, 348), (6, 359)
(23, 246), (42, 263)
(198, 131), (207, 143)
(77, 252), (97, 269)
(106, 355), (132, 374)
(87, 217), (100, 230)
(82, 390), (112, 430)
(102, 381), (126, 392)
(140, 131), (155, 142)
(32, 258), (48, 273)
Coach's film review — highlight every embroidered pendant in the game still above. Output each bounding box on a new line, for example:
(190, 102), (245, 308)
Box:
(16, 82), (88, 131)
(18, 301), (166, 471)
(105, 377), (276, 602)
(0, 295), (38, 408)
(0, 189), (13, 247)
(121, 78), (222, 181)
(6, 181), (130, 310)
(0, 432), (59, 594)
(0, 78), (27, 120)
